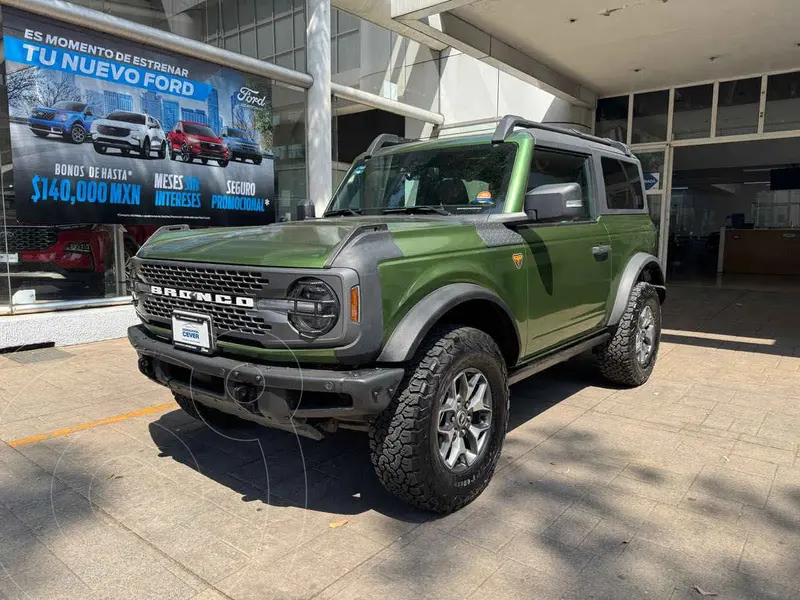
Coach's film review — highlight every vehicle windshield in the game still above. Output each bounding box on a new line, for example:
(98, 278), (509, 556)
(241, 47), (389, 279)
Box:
(327, 143), (517, 216)
(184, 123), (216, 137)
(225, 128), (250, 140)
(107, 111), (146, 125)
(54, 101), (86, 112)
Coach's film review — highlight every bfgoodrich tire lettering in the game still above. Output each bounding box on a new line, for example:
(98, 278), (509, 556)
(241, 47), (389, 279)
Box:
(369, 325), (509, 513)
(597, 281), (661, 386)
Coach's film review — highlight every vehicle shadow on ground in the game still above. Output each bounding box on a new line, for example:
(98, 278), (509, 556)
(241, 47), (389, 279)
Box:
(146, 353), (614, 521)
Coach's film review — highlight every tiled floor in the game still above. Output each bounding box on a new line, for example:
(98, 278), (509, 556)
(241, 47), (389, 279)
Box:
(1, 286), (800, 599)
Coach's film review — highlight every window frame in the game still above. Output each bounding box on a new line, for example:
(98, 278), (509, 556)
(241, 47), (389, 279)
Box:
(598, 154), (648, 215)
(524, 145), (598, 226)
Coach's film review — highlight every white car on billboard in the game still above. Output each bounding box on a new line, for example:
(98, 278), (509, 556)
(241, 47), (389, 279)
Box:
(90, 111), (167, 159)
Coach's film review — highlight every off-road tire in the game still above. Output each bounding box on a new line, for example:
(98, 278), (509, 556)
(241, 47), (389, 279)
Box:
(173, 393), (242, 428)
(597, 281), (661, 386)
(369, 325), (509, 513)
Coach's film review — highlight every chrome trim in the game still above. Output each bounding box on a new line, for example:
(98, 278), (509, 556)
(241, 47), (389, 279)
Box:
(9, 296), (132, 315)
(0, 0), (313, 89)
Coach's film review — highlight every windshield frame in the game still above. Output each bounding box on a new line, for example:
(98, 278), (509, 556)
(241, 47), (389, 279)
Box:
(106, 111), (146, 124)
(325, 141), (520, 217)
(54, 101), (86, 112)
(184, 123), (217, 138)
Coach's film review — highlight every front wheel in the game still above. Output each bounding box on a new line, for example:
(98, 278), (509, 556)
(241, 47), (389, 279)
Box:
(68, 123), (86, 144)
(369, 325), (508, 513)
(139, 138), (150, 159)
(597, 282), (662, 386)
(157, 142), (166, 159)
(253, 157), (262, 165)
(93, 143), (107, 154)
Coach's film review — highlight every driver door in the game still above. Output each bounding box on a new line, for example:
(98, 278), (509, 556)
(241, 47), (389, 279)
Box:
(516, 146), (612, 356)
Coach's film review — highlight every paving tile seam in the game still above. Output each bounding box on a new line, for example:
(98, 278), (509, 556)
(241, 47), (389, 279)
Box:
(9, 443), (237, 600)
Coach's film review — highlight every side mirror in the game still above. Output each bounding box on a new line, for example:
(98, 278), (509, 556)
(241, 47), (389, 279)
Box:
(524, 182), (584, 222)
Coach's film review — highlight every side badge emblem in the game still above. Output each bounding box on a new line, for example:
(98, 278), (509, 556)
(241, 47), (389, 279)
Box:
(512, 253), (523, 269)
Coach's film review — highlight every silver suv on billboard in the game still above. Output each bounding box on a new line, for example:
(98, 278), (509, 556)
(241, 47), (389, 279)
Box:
(90, 111), (167, 159)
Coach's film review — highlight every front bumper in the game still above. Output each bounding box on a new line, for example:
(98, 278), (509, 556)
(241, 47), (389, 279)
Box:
(93, 133), (142, 150)
(29, 119), (67, 135)
(128, 325), (404, 438)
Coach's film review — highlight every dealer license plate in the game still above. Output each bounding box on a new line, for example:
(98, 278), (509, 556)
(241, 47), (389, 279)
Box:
(0, 253), (19, 264)
(172, 311), (214, 354)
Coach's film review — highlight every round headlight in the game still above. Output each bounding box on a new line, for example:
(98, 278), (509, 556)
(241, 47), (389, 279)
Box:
(287, 278), (340, 338)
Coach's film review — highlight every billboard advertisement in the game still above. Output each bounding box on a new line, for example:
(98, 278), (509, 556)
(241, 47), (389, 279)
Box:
(2, 8), (276, 226)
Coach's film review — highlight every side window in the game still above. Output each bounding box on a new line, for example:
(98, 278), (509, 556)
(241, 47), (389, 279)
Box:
(85, 106), (94, 116)
(527, 148), (593, 221)
(602, 157), (644, 210)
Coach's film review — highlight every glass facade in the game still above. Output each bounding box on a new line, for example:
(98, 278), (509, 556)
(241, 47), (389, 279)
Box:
(0, 3), (306, 313)
(631, 90), (669, 144)
(0, 2), (439, 315)
(594, 96), (628, 142)
(672, 84), (713, 140)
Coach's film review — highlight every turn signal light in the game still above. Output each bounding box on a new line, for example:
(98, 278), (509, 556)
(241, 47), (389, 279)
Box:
(350, 286), (360, 322)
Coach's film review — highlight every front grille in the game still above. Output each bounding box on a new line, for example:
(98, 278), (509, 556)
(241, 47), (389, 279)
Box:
(143, 296), (270, 336)
(98, 125), (130, 136)
(138, 262), (269, 295)
(1, 228), (59, 252)
(201, 142), (222, 150)
(32, 110), (55, 120)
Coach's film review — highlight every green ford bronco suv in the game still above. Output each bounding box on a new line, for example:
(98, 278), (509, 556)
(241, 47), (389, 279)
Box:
(128, 115), (665, 513)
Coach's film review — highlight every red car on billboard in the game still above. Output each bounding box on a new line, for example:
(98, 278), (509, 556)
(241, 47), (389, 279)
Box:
(167, 121), (230, 167)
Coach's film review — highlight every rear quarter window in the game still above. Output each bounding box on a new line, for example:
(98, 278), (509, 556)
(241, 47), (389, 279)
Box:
(601, 157), (644, 210)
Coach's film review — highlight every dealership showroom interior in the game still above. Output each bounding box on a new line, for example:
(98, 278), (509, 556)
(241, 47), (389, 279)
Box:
(2, 1), (800, 599)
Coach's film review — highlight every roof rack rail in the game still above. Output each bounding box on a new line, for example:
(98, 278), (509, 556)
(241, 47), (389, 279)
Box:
(364, 133), (411, 158)
(492, 115), (632, 156)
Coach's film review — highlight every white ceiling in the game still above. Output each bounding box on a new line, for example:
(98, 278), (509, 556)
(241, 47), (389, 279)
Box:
(452, 0), (800, 96)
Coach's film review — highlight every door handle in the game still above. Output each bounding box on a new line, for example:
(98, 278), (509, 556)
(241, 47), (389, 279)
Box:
(592, 245), (610, 260)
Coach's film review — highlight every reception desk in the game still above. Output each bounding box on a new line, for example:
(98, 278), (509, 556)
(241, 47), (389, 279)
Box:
(720, 228), (800, 275)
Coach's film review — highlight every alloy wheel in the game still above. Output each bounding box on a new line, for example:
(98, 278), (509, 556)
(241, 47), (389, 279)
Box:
(437, 368), (492, 472)
(635, 305), (656, 366)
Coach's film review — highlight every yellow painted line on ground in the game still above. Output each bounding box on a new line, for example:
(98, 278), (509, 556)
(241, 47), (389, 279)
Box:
(7, 402), (178, 448)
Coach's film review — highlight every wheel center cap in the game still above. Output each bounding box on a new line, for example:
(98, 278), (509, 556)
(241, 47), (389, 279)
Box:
(456, 410), (470, 429)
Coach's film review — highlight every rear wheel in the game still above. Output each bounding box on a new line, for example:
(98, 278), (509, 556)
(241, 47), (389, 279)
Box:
(254, 156), (262, 165)
(201, 158), (209, 165)
(369, 325), (508, 513)
(173, 393), (243, 428)
(597, 282), (662, 386)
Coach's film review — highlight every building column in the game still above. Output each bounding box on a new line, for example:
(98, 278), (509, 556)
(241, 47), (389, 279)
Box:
(306, 0), (332, 218)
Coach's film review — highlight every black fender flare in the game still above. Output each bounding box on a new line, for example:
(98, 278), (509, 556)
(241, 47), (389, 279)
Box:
(377, 283), (521, 363)
(607, 252), (665, 326)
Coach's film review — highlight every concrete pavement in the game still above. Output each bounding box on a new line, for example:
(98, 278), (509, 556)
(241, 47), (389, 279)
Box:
(1, 286), (800, 599)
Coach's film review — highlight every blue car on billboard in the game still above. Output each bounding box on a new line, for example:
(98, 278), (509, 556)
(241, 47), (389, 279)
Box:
(220, 126), (263, 165)
(28, 101), (98, 144)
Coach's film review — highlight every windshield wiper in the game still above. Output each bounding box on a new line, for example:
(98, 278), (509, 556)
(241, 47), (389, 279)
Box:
(323, 208), (363, 217)
(382, 205), (451, 216)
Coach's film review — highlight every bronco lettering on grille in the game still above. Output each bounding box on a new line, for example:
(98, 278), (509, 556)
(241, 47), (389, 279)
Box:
(149, 285), (255, 308)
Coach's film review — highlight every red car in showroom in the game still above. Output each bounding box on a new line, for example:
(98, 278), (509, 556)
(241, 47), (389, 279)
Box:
(1, 224), (157, 300)
(167, 121), (230, 167)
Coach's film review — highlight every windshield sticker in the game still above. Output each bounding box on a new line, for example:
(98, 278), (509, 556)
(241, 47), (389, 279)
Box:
(473, 191), (493, 204)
